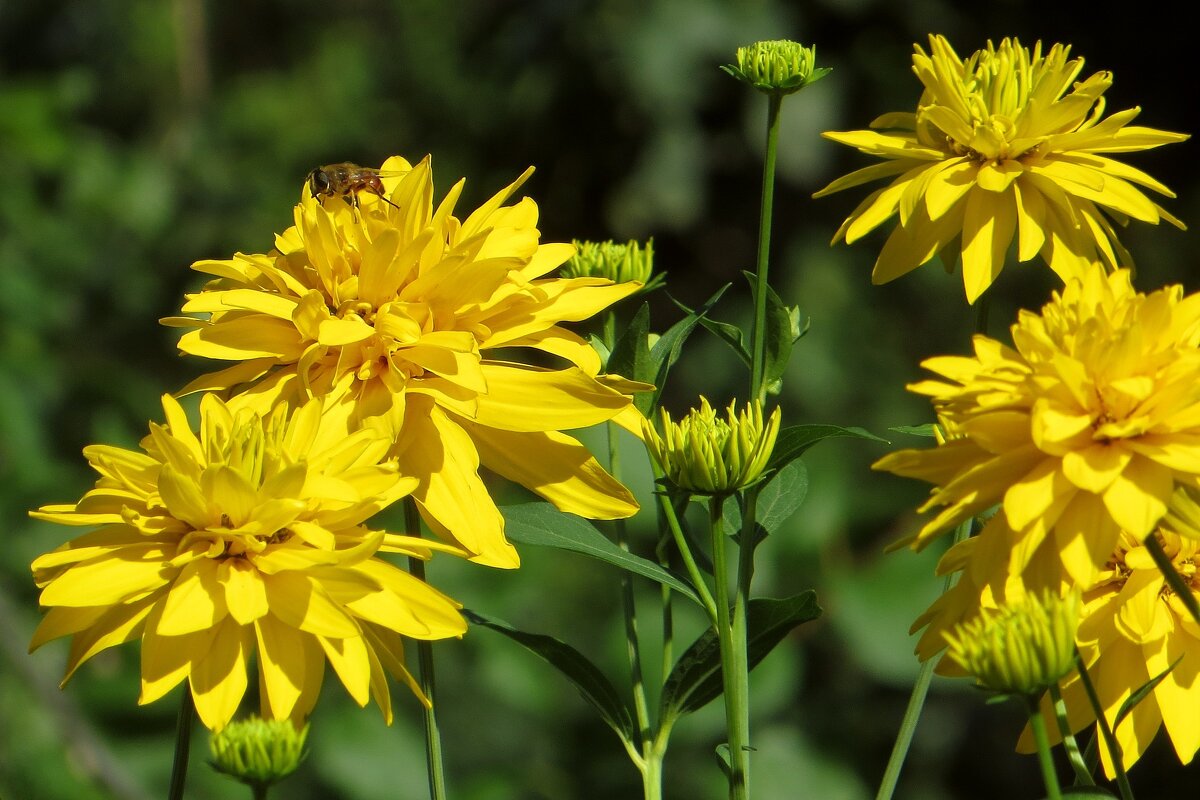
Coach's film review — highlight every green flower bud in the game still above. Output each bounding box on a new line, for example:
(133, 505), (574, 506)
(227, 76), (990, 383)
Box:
(943, 590), (1080, 698)
(562, 239), (661, 291)
(721, 40), (830, 96)
(643, 397), (781, 495)
(210, 716), (309, 792)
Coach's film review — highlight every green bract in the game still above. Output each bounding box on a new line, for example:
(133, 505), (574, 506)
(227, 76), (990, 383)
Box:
(643, 398), (781, 495)
(210, 716), (309, 790)
(943, 590), (1080, 697)
(563, 238), (662, 291)
(721, 40), (830, 95)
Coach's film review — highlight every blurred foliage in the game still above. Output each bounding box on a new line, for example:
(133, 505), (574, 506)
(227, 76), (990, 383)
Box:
(2, 0), (1197, 798)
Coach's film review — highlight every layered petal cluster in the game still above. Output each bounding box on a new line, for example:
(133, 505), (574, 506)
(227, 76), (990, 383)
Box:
(914, 513), (1200, 775)
(876, 266), (1200, 586)
(168, 156), (642, 568)
(815, 34), (1187, 303)
(30, 394), (466, 730)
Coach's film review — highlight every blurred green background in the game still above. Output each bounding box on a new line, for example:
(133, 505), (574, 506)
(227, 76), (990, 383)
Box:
(2, 1), (1197, 798)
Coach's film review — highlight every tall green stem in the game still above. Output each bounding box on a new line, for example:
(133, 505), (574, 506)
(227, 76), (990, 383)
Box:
(1075, 652), (1135, 800)
(875, 517), (972, 800)
(602, 310), (655, 777)
(748, 92), (784, 405)
(405, 499), (448, 800)
(1028, 696), (1063, 800)
(711, 497), (750, 800)
(167, 688), (195, 800)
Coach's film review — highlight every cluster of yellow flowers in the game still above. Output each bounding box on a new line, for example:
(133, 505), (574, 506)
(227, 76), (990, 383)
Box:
(822, 35), (1195, 774)
(30, 156), (643, 730)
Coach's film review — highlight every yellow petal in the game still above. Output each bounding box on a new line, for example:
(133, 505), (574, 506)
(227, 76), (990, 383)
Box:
(189, 620), (249, 730)
(472, 364), (630, 432)
(464, 422), (638, 520)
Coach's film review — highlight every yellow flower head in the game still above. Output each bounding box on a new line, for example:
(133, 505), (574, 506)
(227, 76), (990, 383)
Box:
(168, 156), (644, 568)
(942, 589), (1079, 696)
(1055, 528), (1200, 775)
(30, 394), (466, 731)
(815, 35), (1188, 303)
(876, 265), (1200, 586)
(914, 517), (1200, 776)
(643, 398), (781, 495)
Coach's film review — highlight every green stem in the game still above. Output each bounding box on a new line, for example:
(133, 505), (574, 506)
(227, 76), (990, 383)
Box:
(656, 489), (719, 623)
(603, 310), (653, 753)
(1145, 534), (1200, 624)
(749, 92), (784, 405)
(1048, 683), (1093, 786)
(1075, 652), (1134, 800)
(711, 497), (749, 800)
(1027, 695), (1063, 800)
(405, 499), (449, 800)
(167, 688), (195, 800)
(875, 516), (973, 800)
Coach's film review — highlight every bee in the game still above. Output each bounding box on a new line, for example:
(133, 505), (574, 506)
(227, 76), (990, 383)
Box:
(306, 162), (400, 210)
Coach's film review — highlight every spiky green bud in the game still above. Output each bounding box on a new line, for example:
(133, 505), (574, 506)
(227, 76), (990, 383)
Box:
(643, 397), (781, 495)
(210, 716), (309, 792)
(943, 590), (1080, 698)
(563, 239), (661, 291)
(721, 40), (830, 96)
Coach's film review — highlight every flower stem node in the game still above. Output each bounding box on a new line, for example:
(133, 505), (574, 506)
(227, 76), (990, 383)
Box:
(643, 397), (781, 495)
(563, 239), (662, 292)
(721, 40), (830, 96)
(943, 590), (1080, 698)
(210, 716), (309, 793)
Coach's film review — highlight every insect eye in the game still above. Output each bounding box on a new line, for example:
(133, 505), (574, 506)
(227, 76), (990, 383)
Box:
(308, 169), (331, 196)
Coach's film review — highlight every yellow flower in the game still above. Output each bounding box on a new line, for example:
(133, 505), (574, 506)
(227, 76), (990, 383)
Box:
(1052, 529), (1200, 775)
(914, 519), (1200, 775)
(876, 266), (1200, 586)
(30, 394), (466, 731)
(167, 156), (643, 568)
(815, 35), (1187, 303)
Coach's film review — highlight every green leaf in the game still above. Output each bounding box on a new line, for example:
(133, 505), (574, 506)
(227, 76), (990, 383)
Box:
(607, 302), (653, 384)
(463, 610), (635, 743)
(768, 424), (887, 472)
(889, 423), (938, 438)
(502, 502), (701, 605)
(660, 591), (821, 717)
(669, 295), (750, 366)
(1113, 655), (1181, 729)
(722, 460), (809, 536)
(645, 284), (731, 414)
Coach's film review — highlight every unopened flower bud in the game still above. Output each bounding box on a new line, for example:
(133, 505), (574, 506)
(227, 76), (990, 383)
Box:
(943, 590), (1080, 697)
(563, 239), (658, 289)
(721, 40), (830, 96)
(643, 397), (781, 495)
(210, 716), (309, 791)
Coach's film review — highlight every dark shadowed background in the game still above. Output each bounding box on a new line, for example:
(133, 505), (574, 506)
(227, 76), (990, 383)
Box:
(2, 1), (1196, 798)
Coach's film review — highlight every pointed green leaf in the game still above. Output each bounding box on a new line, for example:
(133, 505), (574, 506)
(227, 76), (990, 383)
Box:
(1113, 655), (1181, 728)
(660, 591), (821, 717)
(768, 424), (887, 472)
(645, 284), (731, 414)
(463, 610), (635, 742)
(607, 302), (653, 384)
(669, 296), (750, 366)
(502, 503), (701, 605)
(722, 460), (808, 536)
(889, 424), (938, 438)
